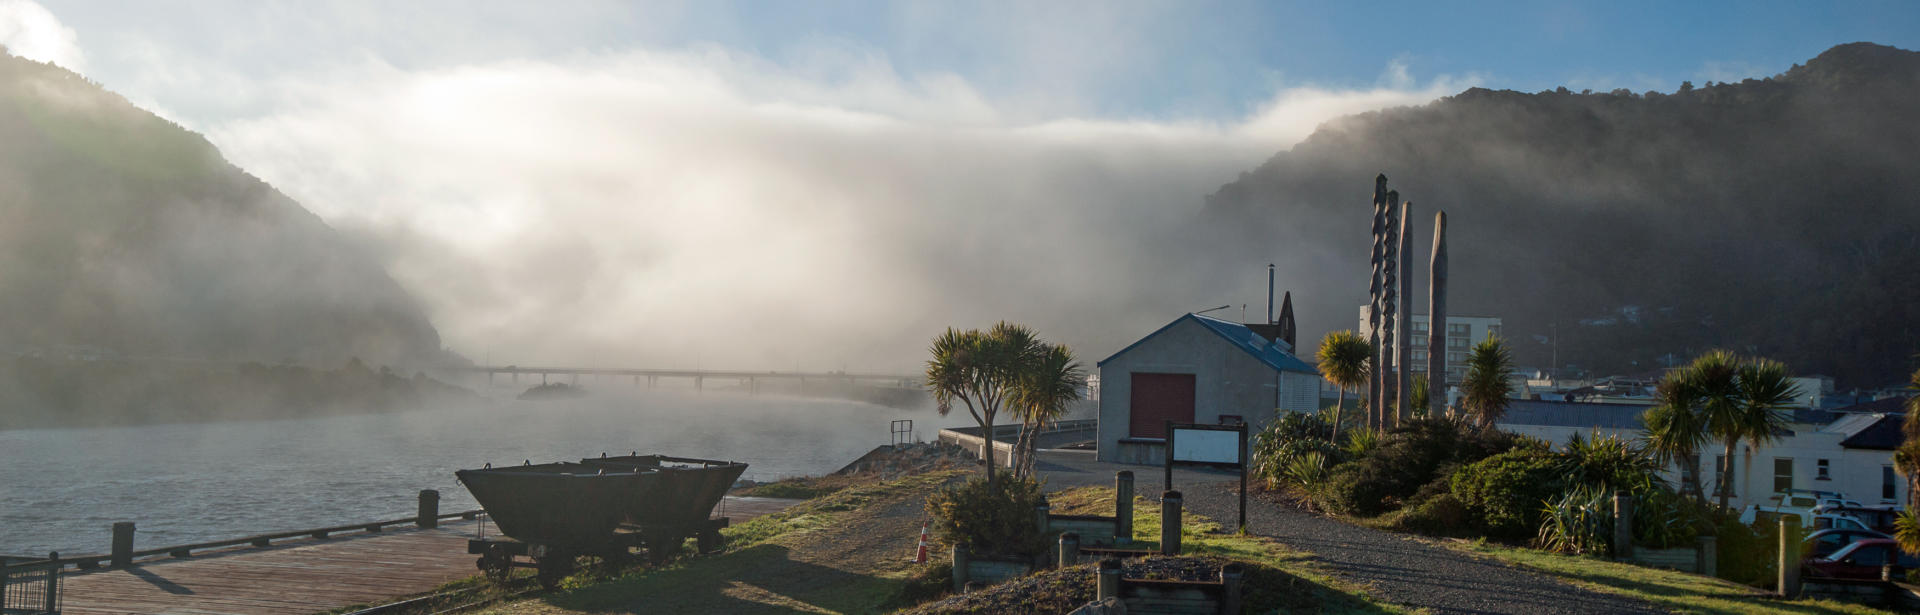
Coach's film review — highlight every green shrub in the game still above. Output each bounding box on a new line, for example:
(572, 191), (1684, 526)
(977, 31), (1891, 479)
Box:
(1342, 427), (1381, 458)
(1318, 418), (1541, 517)
(925, 476), (1046, 558)
(1629, 486), (1699, 548)
(1390, 492), (1471, 536)
(1252, 412), (1341, 489)
(1321, 461), (1398, 516)
(1451, 450), (1566, 538)
(1714, 513), (1777, 587)
(1537, 484), (1615, 554)
(1556, 432), (1662, 494)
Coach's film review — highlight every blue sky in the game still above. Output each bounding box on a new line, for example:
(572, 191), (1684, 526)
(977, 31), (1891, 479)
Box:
(13, 1), (1920, 125)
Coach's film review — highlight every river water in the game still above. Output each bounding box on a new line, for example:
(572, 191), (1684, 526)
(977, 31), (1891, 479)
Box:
(0, 389), (965, 556)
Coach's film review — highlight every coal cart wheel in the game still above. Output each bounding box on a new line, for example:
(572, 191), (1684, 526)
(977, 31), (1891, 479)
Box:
(644, 528), (688, 565)
(476, 548), (514, 583)
(534, 551), (575, 590)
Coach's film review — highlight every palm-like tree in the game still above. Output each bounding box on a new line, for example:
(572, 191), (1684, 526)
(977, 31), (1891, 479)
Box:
(1712, 356), (1798, 510)
(1643, 373), (1710, 504)
(1011, 344), (1083, 478)
(1674, 350), (1799, 510)
(1409, 374), (1431, 418)
(1459, 335), (1514, 429)
(926, 322), (1080, 484)
(1314, 330), (1371, 441)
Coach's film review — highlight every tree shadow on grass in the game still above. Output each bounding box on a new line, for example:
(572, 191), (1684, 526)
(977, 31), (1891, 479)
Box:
(541, 543), (902, 614)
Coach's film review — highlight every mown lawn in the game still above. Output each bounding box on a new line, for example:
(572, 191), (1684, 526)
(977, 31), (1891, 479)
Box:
(1455, 540), (1897, 615)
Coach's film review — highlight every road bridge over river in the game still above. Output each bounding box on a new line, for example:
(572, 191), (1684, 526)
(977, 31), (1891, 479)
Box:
(439, 365), (922, 393)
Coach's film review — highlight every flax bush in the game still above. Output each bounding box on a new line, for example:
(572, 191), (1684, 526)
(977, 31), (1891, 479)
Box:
(925, 476), (1046, 558)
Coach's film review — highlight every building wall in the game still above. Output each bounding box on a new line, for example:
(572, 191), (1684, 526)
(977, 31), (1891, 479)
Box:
(1097, 318), (1303, 464)
(1498, 423), (1902, 509)
(1357, 307), (1502, 384)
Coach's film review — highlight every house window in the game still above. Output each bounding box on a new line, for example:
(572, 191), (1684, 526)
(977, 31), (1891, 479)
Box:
(1679, 455), (1700, 493)
(1413, 321), (1428, 333)
(1447, 337), (1469, 349)
(1487, 324), (1502, 337)
(1885, 466), (1898, 501)
(1715, 456), (1734, 498)
(1447, 351), (1466, 363)
(1773, 458), (1793, 494)
(1816, 459), (1830, 480)
(1447, 323), (1470, 335)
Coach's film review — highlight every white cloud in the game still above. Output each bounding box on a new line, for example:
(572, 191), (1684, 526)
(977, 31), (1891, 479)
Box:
(191, 48), (1472, 371)
(0, 0), (84, 73)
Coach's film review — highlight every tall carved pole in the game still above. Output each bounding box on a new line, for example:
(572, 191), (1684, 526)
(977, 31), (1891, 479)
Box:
(1367, 175), (1387, 427)
(1436, 210), (1443, 418)
(1379, 190), (1400, 430)
(1397, 201), (1414, 425)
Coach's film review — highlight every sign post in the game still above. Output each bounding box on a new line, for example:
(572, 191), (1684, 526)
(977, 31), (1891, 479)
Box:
(1162, 420), (1250, 532)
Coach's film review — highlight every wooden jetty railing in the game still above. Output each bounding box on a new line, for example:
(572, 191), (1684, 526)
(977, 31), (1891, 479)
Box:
(29, 489), (482, 572)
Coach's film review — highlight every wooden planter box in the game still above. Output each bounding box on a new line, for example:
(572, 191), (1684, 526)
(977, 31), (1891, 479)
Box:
(1049, 514), (1122, 547)
(951, 545), (1038, 591)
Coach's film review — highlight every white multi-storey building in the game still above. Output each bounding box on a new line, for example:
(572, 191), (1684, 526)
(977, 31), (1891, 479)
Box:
(1357, 307), (1502, 385)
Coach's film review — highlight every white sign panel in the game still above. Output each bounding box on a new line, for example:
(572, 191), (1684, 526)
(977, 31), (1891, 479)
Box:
(1170, 428), (1241, 464)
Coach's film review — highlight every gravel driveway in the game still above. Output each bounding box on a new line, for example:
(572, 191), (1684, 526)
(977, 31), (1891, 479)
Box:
(1178, 482), (1670, 615)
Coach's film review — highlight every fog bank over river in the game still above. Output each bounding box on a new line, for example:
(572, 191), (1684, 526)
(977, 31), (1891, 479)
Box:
(0, 390), (966, 555)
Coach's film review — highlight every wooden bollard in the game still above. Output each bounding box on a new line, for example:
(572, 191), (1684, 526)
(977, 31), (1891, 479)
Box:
(1058, 532), (1080, 568)
(1161, 491), (1182, 556)
(1115, 471), (1134, 544)
(1221, 562), (1246, 614)
(1612, 490), (1634, 560)
(952, 544), (970, 593)
(1779, 516), (1802, 598)
(1035, 496), (1051, 535)
(1696, 535), (1717, 577)
(110, 522), (135, 568)
(419, 489), (440, 529)
(1097, 558), (1122, 601)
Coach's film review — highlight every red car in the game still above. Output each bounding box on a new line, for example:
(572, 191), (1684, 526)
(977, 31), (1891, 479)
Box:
(1803, 539), (1920, 580)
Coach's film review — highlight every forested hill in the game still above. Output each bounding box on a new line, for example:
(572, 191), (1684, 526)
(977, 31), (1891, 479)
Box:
(0, 49), (448, 369)
(1202, 42), (1920, 388)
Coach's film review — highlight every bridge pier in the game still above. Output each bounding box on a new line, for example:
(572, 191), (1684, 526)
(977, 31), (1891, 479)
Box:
(570, 373), (578, 385)
(695, 376), (703, 392)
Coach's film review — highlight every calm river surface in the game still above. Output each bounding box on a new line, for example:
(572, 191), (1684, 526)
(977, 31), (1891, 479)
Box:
(0, 389), (964, 556)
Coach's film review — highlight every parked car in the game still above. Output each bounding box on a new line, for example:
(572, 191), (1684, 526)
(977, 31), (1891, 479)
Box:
(1803, 528), (1893, 559)
(1812, 505), (1902, 533)
(1803, 539), (1920, 580)
(1741, 506), (1870, 531)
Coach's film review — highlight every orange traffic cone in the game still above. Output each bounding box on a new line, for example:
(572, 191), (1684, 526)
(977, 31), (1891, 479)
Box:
(912, 521), (931, 563)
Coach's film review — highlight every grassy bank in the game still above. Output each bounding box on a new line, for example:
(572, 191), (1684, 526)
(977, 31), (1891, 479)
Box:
(906, 486), (1403, 614)
(1452, 540), (1892, 615)
(475, 470), (961, 614)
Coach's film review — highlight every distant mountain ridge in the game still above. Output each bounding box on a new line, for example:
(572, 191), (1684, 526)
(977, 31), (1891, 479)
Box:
(0, 49), (449, 369)
(1201, 43), (1920, 388)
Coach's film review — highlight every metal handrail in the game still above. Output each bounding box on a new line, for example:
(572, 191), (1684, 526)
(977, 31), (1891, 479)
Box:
(43, 509), (484, 570)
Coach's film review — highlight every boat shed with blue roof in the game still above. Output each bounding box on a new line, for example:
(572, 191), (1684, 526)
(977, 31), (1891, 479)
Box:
(1095, 312), (1322, 465)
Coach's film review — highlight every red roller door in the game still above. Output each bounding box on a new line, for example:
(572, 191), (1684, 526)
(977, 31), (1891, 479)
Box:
(1129, 373), (1195, 438)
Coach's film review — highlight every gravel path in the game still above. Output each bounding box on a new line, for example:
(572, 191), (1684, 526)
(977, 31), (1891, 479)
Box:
(1178, 481), (1670, 615)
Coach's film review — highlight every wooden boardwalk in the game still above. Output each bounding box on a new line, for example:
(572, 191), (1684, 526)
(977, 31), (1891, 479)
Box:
(58, 497), (802, 615)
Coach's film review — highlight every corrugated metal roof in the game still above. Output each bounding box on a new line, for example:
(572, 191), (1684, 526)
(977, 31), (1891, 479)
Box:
(1820, 413), (1886, 437)
(1098, 313), (1320, 375)
(1835, 414), (1904, 450)
(1497, 399), (1648, 430)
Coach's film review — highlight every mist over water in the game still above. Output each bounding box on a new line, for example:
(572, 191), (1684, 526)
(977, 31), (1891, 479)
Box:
(0, 390), (966, 556)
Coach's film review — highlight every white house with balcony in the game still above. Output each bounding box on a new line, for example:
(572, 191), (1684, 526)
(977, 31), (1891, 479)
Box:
(1496, 398), (1908, 509)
